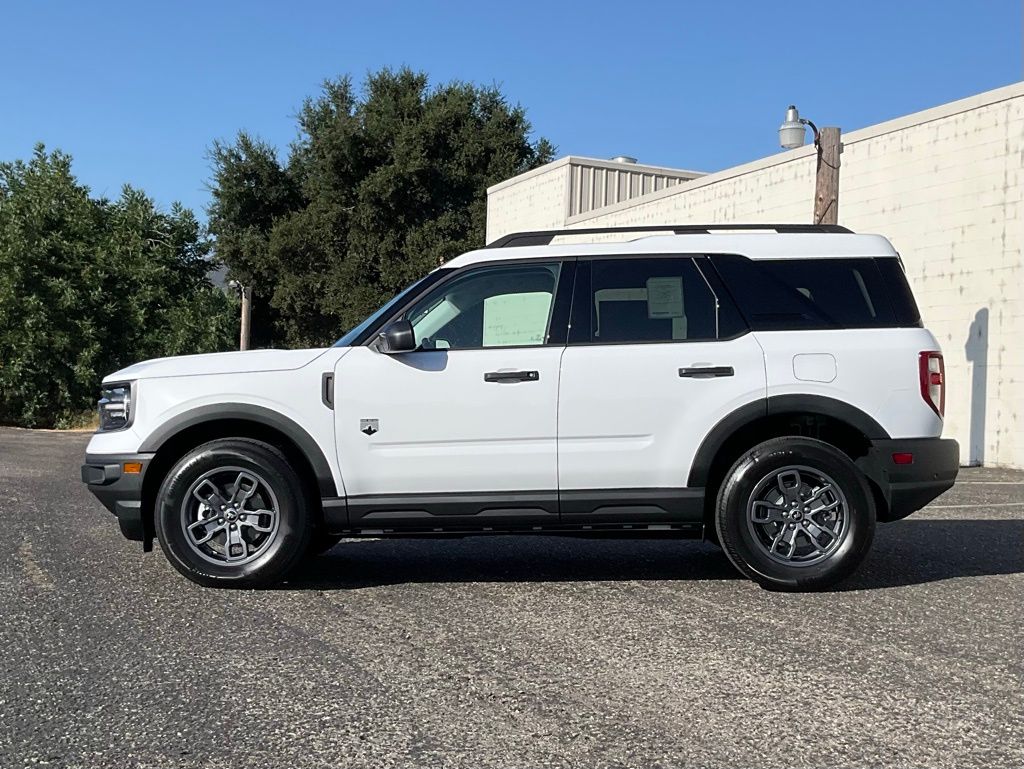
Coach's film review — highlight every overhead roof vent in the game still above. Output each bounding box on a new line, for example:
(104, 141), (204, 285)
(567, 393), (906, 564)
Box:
(610, 155), (638, 164)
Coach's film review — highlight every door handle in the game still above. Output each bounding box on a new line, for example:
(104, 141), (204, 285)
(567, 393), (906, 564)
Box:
(484, 370), (540, 383)
(321, 372), (334, 408)
(679, 366), (734, 378)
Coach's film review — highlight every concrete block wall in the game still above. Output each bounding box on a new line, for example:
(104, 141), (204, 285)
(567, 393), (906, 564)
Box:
(486, 160), (573, 245)
(486, 82), (1024, 468)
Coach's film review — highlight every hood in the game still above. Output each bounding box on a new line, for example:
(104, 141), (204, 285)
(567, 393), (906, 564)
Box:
(103, 348), (331, 382)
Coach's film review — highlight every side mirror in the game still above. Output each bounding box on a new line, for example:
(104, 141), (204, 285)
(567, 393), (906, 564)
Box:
(377, 319), (417, 354)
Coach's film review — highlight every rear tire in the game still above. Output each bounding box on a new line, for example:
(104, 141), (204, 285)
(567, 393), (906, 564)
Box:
(715, 437), (875, 591)
(155, 438), (314, 588)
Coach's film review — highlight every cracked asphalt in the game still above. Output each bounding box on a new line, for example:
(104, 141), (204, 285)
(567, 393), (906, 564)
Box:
(1, 427), (1022, 768)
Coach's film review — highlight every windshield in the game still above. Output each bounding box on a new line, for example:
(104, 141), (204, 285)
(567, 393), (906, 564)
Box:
(332, 271), (448, 347)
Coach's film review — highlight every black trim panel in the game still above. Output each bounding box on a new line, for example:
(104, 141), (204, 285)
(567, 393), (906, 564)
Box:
(487, 224), (853, 248)
(81, 452), (154, 543)
(687, 399), (768, 487)
(686, 396), (892, 488)
(331, 488), (705, 533)
(560, 488), (704, 522)
(767, 395), (890, 440)
(856, 438), (959, 521)
(137, 404), (338, 497)
(343, 491), (559, 531)
(545, 257), (577, 346)
(322, 497), (348, 530)
(326, 524), (704, 538)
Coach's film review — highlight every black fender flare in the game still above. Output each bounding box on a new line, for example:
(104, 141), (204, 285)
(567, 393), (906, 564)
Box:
(138, 403), (338, 497)
(687, 395), (891, 488)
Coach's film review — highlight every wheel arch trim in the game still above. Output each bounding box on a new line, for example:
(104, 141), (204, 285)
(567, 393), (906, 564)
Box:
(687, 395), (891, 488)
(138, 403), (338, 497)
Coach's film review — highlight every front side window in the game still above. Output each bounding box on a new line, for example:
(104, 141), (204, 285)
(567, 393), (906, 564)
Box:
(402, 262), (561, 350)
(582, 258), (721, 344)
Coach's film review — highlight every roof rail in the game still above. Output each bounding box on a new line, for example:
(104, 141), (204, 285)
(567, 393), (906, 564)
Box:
(486, 223), (853, 248)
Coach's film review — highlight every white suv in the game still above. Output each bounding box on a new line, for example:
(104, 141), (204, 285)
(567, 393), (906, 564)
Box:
(81, 224), (959, 591)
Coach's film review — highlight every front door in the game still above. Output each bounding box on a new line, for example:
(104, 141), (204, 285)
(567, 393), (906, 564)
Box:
(334, 260), (571, 528)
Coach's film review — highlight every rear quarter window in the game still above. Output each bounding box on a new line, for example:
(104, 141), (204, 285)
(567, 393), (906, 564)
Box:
(875, 257), (922, 327)
(712, 255), (910, 330)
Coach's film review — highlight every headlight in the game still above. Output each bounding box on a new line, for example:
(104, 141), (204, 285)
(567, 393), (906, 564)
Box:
(98, 382), (134, 431)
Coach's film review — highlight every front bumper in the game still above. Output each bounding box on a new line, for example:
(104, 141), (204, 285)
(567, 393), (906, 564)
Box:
(81, 452), (154, 542)
(857, 438), (959, 521)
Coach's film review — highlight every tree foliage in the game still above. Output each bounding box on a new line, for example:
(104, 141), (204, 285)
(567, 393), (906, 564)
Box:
(0, 145), (235, 428)
(209, 68), (554, 348)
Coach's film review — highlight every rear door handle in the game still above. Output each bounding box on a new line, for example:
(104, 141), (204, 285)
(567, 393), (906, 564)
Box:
(484, 370), (540, 383)
(679, 366), (734, 378)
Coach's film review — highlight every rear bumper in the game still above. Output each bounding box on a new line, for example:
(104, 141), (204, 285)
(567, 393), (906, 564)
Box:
(81, 452), (154, 542)
(857, 438), (959, 521)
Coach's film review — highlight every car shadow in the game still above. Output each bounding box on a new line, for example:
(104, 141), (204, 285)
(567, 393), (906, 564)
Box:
(281, 519), (1024, 592)
(839, 517), (1024, 591)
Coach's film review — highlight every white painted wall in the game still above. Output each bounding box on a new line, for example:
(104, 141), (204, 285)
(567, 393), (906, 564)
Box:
(486, 160), (572, 245)
(486, 156), (702, 244)
(486, 83), (1024, 468)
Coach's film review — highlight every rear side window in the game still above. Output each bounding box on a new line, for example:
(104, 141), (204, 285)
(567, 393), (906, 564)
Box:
(713, 256), (902, 330)
(875, 257), (922, 327)
(574, 257), (729, 344)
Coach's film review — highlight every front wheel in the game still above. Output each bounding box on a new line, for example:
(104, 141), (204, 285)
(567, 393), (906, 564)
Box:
(155, 438), (314, 588)
(715, 437), (875, 591)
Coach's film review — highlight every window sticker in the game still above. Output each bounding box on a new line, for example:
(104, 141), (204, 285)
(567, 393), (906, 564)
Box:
(672, 316), (688, 340)
(646, 277), (684, 319)
(482, 291), (552, 346)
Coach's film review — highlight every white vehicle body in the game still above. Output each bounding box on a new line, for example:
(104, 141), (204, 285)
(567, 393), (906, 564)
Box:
(82, 225), (959, 590)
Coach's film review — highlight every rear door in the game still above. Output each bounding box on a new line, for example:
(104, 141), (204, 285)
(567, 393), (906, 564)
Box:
(556, 255), (766, 523)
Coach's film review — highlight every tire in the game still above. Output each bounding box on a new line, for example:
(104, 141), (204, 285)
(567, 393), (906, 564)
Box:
(155, 438), (314, 588)
(715, 437), (875, 591)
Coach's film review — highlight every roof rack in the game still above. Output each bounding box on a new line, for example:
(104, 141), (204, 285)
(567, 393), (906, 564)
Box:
(486, 223), (853, 249)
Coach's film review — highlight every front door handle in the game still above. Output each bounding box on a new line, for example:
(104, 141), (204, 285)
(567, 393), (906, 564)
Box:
(679, 366), (734, 378)
(484, 370), (540, 383)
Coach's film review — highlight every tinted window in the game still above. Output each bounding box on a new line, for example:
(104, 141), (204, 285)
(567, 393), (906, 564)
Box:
(581, 258), (721, 344)
(714, 256), (898, 330)
(403, 263), (560, 349)
(875, 257), (922, 327)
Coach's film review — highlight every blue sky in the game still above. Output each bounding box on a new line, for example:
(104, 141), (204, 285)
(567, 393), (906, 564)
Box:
(2, 1), (1020, 218)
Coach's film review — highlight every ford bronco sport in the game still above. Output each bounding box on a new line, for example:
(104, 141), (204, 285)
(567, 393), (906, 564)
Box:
(81, 224), (959, 590)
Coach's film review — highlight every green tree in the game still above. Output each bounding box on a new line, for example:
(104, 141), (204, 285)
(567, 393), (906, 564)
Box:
(0, 145), (235, 428)
(209, 68), (553, 348)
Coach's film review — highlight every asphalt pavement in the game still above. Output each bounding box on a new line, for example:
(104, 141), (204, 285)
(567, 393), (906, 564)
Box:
(1, 427), (1022, 768)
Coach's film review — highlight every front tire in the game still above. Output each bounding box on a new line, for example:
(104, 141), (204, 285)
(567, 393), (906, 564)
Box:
(155, 438), (314, 588)
(715, 437), (875, 591)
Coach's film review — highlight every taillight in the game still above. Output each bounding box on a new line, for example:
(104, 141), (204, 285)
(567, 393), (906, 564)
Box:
(919, 351), (945, 417)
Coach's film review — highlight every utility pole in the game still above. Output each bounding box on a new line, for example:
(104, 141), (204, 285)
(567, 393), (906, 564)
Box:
(239, 284), (252, 351)
(813, 127), (841, 225)
(779, 106), (842, 225)
(229, 280), (253, 351)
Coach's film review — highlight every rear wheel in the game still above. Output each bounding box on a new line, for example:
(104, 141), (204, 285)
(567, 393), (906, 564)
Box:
(715, 437), (875, 591)
(155, 438), (313, 588)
